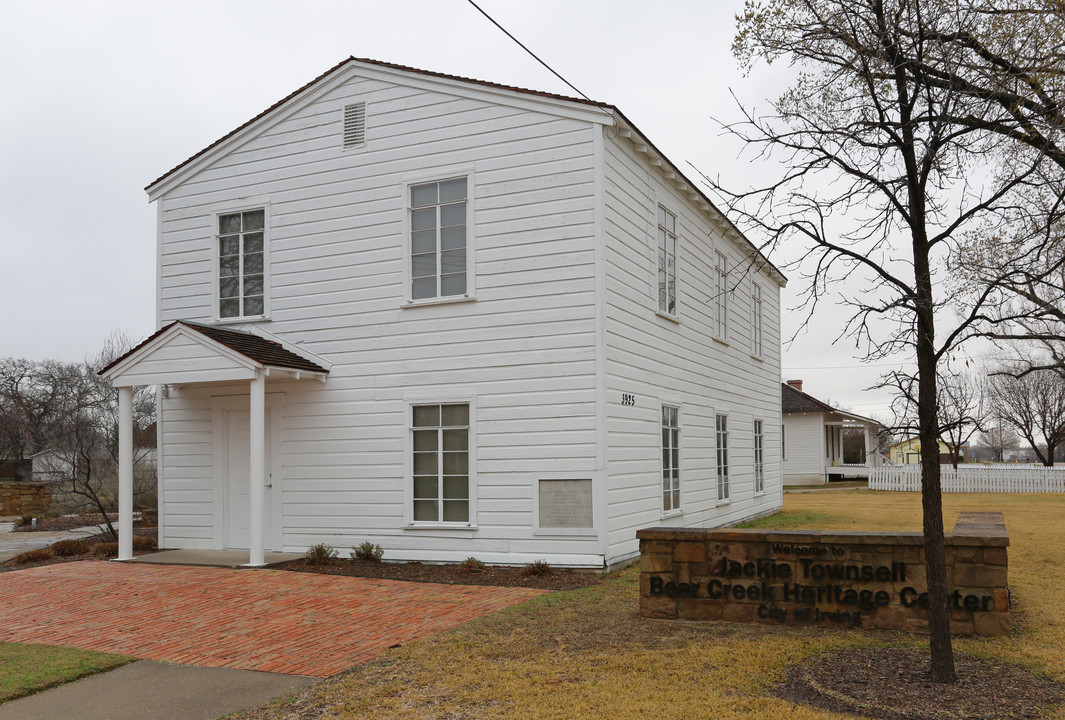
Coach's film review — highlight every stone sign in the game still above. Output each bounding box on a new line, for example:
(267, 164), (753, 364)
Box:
(538, 479), (593, 528)
(637, 511), (1009, 636)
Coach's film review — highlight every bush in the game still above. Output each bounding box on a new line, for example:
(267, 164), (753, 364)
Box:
(17, 515), (34, 528)
(459, 556), (486, 573)
(305, 543), (339, 565)
(10, 548), (53, 564)
(521, 559), (552, 577)
(50, 539), (91, 557)
(92, 542), (118, 558)
(132, 535), (157, 551)
(351, 542), (384, 563)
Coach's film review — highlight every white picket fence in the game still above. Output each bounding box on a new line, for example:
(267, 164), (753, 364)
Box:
(868, 464), (1065, 492)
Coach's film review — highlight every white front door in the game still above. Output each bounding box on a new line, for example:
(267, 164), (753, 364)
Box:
(225, 409), (273, 550)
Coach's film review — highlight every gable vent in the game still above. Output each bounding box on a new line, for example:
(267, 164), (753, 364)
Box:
(343, 102), (366, 147)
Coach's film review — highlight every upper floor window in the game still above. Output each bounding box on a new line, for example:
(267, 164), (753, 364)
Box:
(751, 282), (764, 357)
(218, 209), (265, 319)
(412, 403), (470, 523)
(410, 178), (467, 301)
(661, 405), (680, 512)
(657, 207), (677, 315)
(754, 420), (765, 494)
(715, 252), (729, 339)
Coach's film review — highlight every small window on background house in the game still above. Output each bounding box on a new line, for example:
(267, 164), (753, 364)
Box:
(715, 252), (729, 339)
(662, 405), (680, 512)
(716, 413), (729, 500)
(751, 282), (763, 357)
(657, 207), (677, 315)
(343, 102), (366, 147)
(218, 209), (265, 319)
(410, 178), (468, 300)
(754, 420), (765, 494)
(412, 404), (470, 523)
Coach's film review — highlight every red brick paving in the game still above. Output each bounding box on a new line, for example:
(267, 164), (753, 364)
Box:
(0, 562), (544, 677)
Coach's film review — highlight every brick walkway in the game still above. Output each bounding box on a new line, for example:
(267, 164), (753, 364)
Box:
(0, 562), (544, 677)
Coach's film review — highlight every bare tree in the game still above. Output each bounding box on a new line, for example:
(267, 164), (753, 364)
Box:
(710, 0), (1065, 681)
(977, 416), (1020, 462)
(990, 364), (1065, 466)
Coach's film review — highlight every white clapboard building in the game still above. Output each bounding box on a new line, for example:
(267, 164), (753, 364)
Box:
(101, 57), (786, 569)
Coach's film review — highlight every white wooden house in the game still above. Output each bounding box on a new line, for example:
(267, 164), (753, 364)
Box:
(101, 58), (786, 569)
(781, 380), (884, 485)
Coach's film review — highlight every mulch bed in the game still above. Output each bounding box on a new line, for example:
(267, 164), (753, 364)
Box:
(9, 514), (110, 532)
(773, 647), (1065, 720)
(273, 557), (604, 592)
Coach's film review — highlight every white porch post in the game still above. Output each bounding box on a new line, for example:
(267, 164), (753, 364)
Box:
(864, 425), (873, 467)
(117, 386), (134, 561)
(246, 372), (266, 567)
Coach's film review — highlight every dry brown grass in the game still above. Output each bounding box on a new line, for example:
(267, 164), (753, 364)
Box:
(242, 492), (1065, 720)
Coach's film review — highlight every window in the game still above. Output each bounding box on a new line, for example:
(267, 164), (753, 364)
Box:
(657, 207), (677, 315)
(754, 420), (765, 494)
(410, 178), (468, 300)
(751, 282), (763, 357)
(715, 252), (729, 339)
(716, 413), (729, 500)
(782, 424), (787, 460)
(661, 405), (680, 512)
(217, 209), (265, 319)
(412, 404), (470, 523)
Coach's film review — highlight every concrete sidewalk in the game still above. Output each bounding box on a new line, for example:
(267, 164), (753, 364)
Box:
(0, 516), (101, 563)
(0, 660), (313, 720)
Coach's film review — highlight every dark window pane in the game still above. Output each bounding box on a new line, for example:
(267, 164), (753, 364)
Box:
(244, 232), (264, 254)
(413, 405), (440, 427)
(220, 236), (240, 256)
(244, 274), (264, 295)
(412, 277), (436, 299)
(219, 214), (241, 234)
(243, 252), (263, 274)
(412, 230), (436, 255)
(443, 476), (468, 499)
(442, 500), (469, 523)
(441, 404), (468, 426)
(440, 273), (466, 296)
(439, 178), (467, 203)
(442, 452), (468, 475)
(440, 225), (465, 251)
(220, 255), (240, 277)
(411, 183), (437, 208)
(219, 277), (240, 298)
(440, 250), (465, 275)
(412, 253), (436, 279)
(413, 476), (438, 499)
(243, 210), (264, 231)
(440, 203), (465, 227)
(219, 298), (239, 317)
(442, 429), (467, 451)
(413, 429), (438, 452)
(411, 208), (436, 232)
(413, 452), (438, 475)
(243, 296), (264, 316)
(413, 499), (438, 521)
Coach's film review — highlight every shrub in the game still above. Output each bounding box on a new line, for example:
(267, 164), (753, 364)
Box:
(459, 556), (486, 573)
(351, 542), (384, 563)
(521, 559), (552, 577)
(10, 548), (53, 564)
(17, 515), (34, 528)
(92, 542), (118, 558)
(132, 535), (158, 551)
(50, 539), (91, 557)
(305, 543), (339, 565)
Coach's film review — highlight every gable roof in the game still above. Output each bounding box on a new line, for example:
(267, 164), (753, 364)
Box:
(781, 383), (881, 427)
(145, 56), (785, 286)
(99, 321), (329, 378)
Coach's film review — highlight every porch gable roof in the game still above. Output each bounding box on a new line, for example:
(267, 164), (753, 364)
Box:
(99, 321), (329, 387)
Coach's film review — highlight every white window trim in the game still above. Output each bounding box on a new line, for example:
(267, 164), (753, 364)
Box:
(751, 281), (764, 359)
(210, 200), (272, 324)
(660, 402), (683, 518)
(716, 411), (731, 504)
(656, 205), (679, 320)
(402, 394), (477, 530)
(715, 251), (729, 342)
(754, 418), (766, 496)
(402, 166), (477, 307)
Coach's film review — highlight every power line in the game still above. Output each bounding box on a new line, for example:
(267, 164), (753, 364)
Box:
(465, 0), (597, 104)
(783, 362), (913, 371)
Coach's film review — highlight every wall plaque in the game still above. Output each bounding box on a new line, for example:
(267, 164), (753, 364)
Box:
(539, 479), (593, 529)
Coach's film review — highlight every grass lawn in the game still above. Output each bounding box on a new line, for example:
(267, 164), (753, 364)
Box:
(240, 491), (1065, 720)
(0, 641), (131, 704)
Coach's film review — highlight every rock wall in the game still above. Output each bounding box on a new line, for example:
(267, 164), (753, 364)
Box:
(0, 482), (52, 516)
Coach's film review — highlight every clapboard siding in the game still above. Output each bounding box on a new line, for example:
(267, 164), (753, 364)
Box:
(601, 129), (783, 563)
(154, 69), (603, 564)
(782, 413), (826, 483)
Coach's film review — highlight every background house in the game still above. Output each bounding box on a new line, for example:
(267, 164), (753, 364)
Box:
(102, 57), (786, 568)
(781, 380), (884, 485)
(889, 437), (958, 465)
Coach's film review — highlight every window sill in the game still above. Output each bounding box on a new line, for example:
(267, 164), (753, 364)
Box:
(211, 315), (270, 325)
(660, 509), (684, 520)
(713, 337), (729, 347)
(655, 311), (680, 324)
(716, 498), (732, 506)
(534, 527), (598, 537)
(402, 295), (477, 309)
(403, 522), (478, 532)
(750, 354), (763, 362)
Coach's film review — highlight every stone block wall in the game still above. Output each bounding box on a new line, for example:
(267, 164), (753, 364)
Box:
(637, 511), (1009, 636)
(0, 481), (52, 516)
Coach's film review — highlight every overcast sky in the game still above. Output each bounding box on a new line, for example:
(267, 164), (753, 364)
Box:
(0, 0), (919, 421)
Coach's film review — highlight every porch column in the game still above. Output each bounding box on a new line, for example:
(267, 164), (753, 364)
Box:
(863, 425), (873, 467)
(117, 386), (134, 561)
(246, 371), (266, 567)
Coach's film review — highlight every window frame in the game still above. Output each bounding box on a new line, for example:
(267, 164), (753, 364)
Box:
(751, 281), (764, 358)
(211, 203), (271, 323)
(754, 419), (765, 495)
(716, 413), (730, 502)
(715, 252), (729, 341)
(656, 206), (678, 318)
(404, 397), (477, 529)
(661, 404), (681, 515)
(402, 170), (476, 306)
